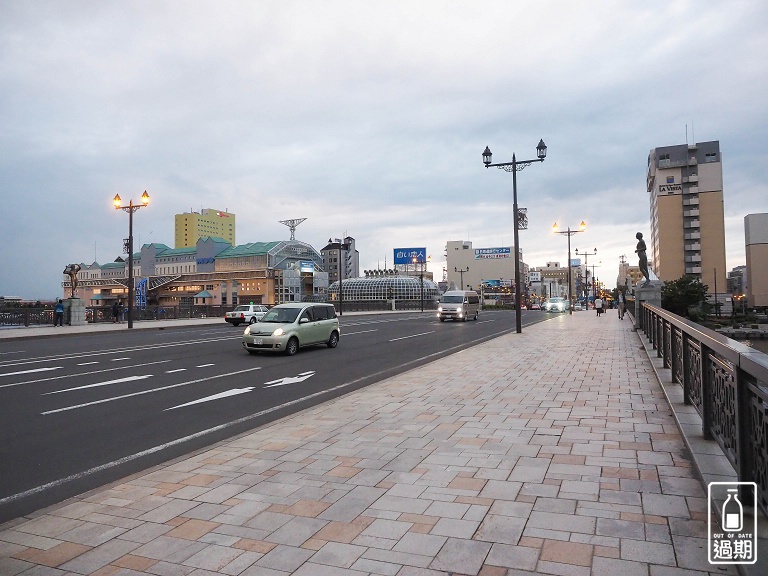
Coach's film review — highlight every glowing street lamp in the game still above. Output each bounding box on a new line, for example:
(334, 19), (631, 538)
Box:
(113, 191), (150, 328)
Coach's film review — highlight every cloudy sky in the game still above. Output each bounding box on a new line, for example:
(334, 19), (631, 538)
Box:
(2, 1), (766, 300)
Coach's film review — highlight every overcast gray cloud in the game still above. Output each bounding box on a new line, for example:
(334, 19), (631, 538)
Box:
(2, 1), (766, 299)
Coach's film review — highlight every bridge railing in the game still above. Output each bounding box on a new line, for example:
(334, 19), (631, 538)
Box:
(636, 302), (768, 518)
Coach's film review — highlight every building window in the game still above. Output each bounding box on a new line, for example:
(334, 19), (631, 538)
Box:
(705, 152), (718, 162)
(666, 176), (674, 183)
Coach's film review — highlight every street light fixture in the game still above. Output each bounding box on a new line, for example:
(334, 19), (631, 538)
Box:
(113, 190), (150, 329)
(552, 221), (586, 315)
(413, 255), (431, 312)
(575, 247), (597, 305)
(455, 266), (469, 290)
(483, 139), (547, 334)
(330, 237), (350, 316)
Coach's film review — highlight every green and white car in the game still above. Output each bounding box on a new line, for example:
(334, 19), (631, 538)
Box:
(242, 302), (340, 355)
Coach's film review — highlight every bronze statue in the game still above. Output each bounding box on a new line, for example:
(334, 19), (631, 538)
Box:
(63, 264), (81, 298)
(635, 233), (650, 286)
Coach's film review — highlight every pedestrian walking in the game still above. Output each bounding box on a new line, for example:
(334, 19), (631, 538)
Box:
(618, 291), (626, 320)
(594, 297), (603, 317)
(112, 301), (120, 323)
(54, 299), (65, 327)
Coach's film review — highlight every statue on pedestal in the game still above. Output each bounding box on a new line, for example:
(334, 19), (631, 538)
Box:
(635, 233), (650, 286)
(63, 264), (81, 298)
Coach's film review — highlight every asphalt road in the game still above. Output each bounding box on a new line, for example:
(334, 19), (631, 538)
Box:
(0, 309), (554, 523)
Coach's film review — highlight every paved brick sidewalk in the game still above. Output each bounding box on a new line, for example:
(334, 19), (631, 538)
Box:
(0, 311), (740, 575)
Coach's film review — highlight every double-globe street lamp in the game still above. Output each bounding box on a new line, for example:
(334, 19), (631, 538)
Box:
(483, 139), (547, 334)
(552, 221), (586, 315)
(413, 255), (431, 312)
(574, 247), (597, 305)
(113, 190), (150, 329)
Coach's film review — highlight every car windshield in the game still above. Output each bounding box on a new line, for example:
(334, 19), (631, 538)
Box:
(261, 307), (301, 323)
(441, 296), (464, 303)
(549, 298), (564, 303)
(232, 306), (250, 312)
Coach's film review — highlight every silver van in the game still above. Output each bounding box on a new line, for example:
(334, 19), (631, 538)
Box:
(437, 290), (480, 322)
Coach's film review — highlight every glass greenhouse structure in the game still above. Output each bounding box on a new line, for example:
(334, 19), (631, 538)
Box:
(327, 275), (439, 304)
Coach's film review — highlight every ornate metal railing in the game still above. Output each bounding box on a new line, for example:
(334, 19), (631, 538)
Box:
(637, 303), (768, 518)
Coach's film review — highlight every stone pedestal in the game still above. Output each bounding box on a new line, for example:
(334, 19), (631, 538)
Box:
(65, 298), (87, 326)
(634, 283), (662, 329)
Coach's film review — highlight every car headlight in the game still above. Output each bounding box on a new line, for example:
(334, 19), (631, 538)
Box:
(273, 328), (284, 337)
(437, 306), (443, 312)
(243, 326), (251, 335)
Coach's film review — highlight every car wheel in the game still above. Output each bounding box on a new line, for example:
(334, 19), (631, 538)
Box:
(249, 317), (257, 324)
(327, 331), (339, 348)
(247, 350), (259, 355)
(232, 321), (241, 326)
(285, 337), (299, 356)
(439, 317), (445, 322)
(474, 312), (478, 320)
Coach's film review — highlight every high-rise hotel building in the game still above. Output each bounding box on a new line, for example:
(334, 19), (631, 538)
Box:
(646, 141), (726, 294)
(174, 208), (236, 248)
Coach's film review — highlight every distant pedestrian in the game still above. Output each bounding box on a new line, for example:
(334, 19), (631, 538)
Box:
(112, 301), (120, 323)
(54, 299), (65, 327)
(594, 297), (603, 317)
(618, 292), (626, 320)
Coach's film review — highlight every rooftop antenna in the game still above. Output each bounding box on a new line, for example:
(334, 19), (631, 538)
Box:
(278, 218), (307, 240)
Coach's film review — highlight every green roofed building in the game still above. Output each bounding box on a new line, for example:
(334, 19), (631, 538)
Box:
(62, 237), (328, 309)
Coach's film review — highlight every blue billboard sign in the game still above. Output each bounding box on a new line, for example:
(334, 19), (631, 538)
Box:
(299, 260), (315, 273)
(474, 247), (511, 259)
(394, 247), (427, 265)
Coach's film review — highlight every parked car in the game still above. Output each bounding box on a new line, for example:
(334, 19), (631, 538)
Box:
(530, 303), (542, 310)
(242, 302), (340, 355)
(543, 297), (567, 312)
(225, 304), (270, 326)
(573, 302), (584, 311)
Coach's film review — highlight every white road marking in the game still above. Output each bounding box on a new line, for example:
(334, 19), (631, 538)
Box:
(43, 375), (153, 394)
(0, 360), (172, 389)
(165, 388), (255, 410)
(389, 331), (435, 342)
(0, 335), (240, 368)
(196, 364), (215, 368)
(342, 329), (377, 336)
(0, 367), (62, 377)
(41, 367), (262, 415)
(263, 371), (316, 388)
(76, 361), (100, 366)
(110, 357), (131, 362)
(165, 368), (187, 373)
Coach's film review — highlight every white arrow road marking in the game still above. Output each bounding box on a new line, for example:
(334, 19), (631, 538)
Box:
(43, 375), (153, 394)
(0, 367), (62, 377)
(263, 371), (316, 388)
(165, 388), (255, 410)
(41, 367), (262, 415)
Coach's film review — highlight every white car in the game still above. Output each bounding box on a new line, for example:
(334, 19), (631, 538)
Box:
(225, 304), (270, 326)
(543, 297), (568, 312)
(242, 303), (340, 355)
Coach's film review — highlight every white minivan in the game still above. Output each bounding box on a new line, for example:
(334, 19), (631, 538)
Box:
(437, 290), (480, 322)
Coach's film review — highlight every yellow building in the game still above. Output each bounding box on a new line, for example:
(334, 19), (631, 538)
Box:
(175, 209), (236, 248)
(647, 141), (726, 294)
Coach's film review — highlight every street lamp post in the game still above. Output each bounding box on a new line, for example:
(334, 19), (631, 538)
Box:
(413, 255), (430, 312)
(575, 247), (597, 305)
(589, 261), (602, 302)
(113, 190), (150, 329)
(553, 221), (586, 315)
(483, 139), (547, 334)
(330, 238), (350, 316)
(455, 266), (469, 290)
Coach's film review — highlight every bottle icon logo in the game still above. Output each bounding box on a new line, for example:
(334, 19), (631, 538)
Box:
(722, 489), (742, 532)
(708, 482), (757, 565)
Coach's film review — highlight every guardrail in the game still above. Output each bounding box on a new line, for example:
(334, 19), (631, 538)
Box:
(637, 302), (768, 518)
